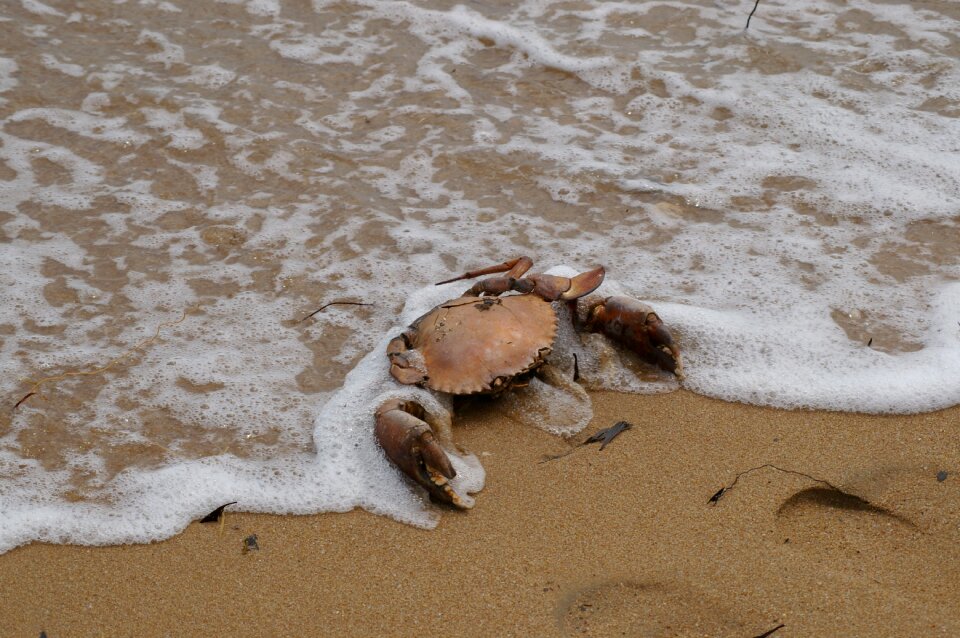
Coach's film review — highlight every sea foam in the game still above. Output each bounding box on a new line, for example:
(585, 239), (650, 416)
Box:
(0, 0), (957, 552)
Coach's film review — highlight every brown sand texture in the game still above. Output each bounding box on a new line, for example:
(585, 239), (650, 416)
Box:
(1, 391), (958, 637)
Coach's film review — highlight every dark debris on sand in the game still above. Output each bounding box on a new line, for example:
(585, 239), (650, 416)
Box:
(242, 534), (260, 554)
(199, 502), (237, 523)
(539, 420), (634, 463)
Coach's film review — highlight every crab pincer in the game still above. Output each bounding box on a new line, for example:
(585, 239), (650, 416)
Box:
(374, 398), (467, 508)
(582, 296), (684, 379)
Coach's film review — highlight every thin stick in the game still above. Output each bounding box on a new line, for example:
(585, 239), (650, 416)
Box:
(13, 392), (36, 410)
(709, 463), (843, 504)
(539, 446), (579, 464)
(745, 0), (761, 29)
(297, 301), (372, 324)
(13, 307), (195, 411)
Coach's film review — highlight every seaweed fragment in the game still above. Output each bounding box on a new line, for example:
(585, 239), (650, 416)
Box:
(584, 420), (632, 451)
(708, 487), (726, 504)
(539, 420), (634, 463)
(200, 502), (238, 523)
(753, 624), (785, 638)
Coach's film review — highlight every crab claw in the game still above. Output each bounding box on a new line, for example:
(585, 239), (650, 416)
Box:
(374, 399), (469, 509)
(561, 265), (605, 300)
(526, 266), (606, 301)
(583, 295), (684, 379)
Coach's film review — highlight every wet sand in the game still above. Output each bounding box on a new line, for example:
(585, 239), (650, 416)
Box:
(1, 391), (958, 637)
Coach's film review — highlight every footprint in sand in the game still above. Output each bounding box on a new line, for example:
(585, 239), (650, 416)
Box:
(557, 579), (763, 637)
(774, 478), (960, 630)
(775, 465), (960, 571)
(777, 486), (917, 540)
(776, 483), (929, 579)
(775, 478), (928, 558)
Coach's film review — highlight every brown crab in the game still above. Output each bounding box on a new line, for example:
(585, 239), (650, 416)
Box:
(375, 256), (682, 508)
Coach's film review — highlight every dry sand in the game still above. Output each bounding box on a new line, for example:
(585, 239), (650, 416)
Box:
(1, 391), (958, 637)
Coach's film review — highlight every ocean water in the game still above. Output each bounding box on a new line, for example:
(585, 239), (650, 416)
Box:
(0, 0), (957, 552)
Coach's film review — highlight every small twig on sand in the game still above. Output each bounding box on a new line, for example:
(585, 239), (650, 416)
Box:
(709, 463), (843, 504)
(297, 300), (372, 323)
(745, 0), (761, 29)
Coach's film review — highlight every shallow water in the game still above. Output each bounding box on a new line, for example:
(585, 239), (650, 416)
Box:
(0, 0), (958, 551)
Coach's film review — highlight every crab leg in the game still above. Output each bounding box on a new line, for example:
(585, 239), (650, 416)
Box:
(464, 266), (603, 299)
(581, 296), (684, 379)
(386, 329), (429, 385)
(538, 362), (590, 403)
(374, 398), (469, 509)
(435, 256), (533, 285)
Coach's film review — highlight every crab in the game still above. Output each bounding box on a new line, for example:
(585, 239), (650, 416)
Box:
(374, 256), (682, 508)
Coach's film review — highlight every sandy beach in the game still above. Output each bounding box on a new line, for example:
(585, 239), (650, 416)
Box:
(2, 390), (957, 637)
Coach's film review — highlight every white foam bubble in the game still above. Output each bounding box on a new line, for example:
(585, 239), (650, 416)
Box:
(136, 30), (186, 68)
(21, 0), (63, 17)
(174, 64), (237, 89)
(39, 53), (85, 78)
(245, 0), (280, 17)
(0, 57), (17, 103)
(141, 108), (207, 150)
(80, 92), (110, 113)
(669, 286), (960, 413)
(8, 108), (149, 146)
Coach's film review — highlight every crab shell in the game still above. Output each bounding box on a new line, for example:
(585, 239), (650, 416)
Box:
(394, 294), (558, 395)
